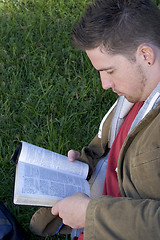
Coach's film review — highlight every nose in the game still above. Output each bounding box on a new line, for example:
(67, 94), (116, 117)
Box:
(100, 71), (114, 90)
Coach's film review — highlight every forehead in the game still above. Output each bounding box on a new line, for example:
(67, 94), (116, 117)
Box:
(86, 47), (129, 71)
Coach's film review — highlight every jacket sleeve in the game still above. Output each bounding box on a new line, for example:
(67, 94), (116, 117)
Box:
(84, 196), (160, 240)
(84, 107), (160, 240)
(78, 109), (114, 176)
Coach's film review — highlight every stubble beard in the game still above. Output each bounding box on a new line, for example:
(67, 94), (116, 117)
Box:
(125, 64), (148, 103)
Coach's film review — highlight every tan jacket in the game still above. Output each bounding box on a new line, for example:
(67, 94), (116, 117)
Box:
(80, 103), (160, 240)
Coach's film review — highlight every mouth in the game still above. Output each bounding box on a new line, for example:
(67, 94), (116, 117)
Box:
(113, 89), (123, 96)
(117, 93), (123, 96)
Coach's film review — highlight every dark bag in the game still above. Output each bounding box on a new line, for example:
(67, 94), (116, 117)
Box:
(0, 202), (26, 240)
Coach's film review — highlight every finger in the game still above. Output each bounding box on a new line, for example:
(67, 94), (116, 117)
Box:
(51, 205), (59, 216)
(68, 150), (80, 162)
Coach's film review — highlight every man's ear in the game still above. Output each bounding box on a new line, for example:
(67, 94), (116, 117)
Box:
(137, 44), (155, 66)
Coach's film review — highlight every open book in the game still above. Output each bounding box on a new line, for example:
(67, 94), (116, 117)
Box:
(12, 141), (90, 207)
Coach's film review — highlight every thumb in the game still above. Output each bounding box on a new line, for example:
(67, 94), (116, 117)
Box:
(68, 150), (80, 162)
(51, 205), (59, 216)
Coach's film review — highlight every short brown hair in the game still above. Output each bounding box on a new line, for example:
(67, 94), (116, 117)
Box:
(72, 0), (160, 56)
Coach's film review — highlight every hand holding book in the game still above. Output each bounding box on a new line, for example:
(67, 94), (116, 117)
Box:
(51, 192), (90, 229)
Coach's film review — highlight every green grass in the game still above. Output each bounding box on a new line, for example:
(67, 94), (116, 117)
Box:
(2, 0), (160, 239)
(0, 0), (117, 238)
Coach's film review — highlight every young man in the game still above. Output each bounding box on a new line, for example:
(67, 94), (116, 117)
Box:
(30, 0), (160, 239)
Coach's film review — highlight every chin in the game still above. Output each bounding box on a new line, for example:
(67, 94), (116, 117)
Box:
(125, 96), (140, 103)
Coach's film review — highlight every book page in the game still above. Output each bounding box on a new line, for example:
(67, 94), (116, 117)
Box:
(18, 141), (89, 179)
(14, 161), (90, 206)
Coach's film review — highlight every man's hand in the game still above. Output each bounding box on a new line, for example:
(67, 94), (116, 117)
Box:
(68, 149), (80, 162)
(51, 192), (90, 229)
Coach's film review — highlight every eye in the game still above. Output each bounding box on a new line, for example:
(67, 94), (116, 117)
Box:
(107, 70), (114, 75)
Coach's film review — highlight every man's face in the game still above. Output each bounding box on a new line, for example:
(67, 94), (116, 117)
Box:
(86, 47), (149, 103)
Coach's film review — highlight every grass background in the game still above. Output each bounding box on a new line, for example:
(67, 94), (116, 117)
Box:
(0, 0), (159, 239)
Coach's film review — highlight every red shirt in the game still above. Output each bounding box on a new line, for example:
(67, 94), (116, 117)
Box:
(103, 102), (144, 196)
(76, 102), (143, 240)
